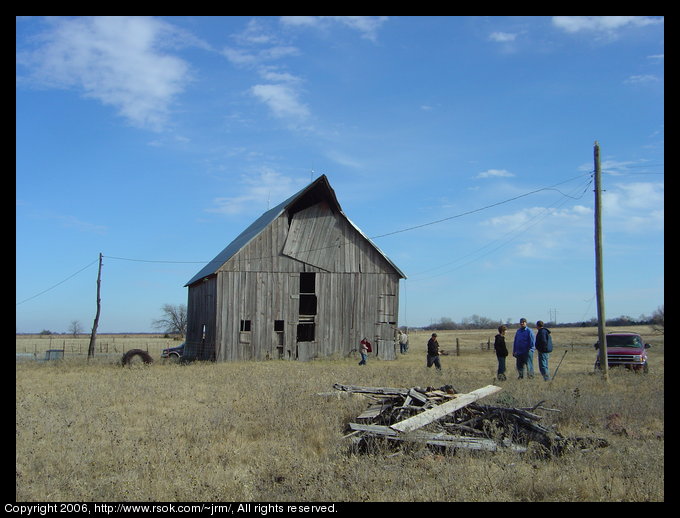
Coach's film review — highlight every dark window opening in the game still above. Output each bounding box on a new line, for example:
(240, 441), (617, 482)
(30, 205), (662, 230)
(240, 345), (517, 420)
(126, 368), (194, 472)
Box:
(299, 294), (317, 316)
(297, 323), (315, 342)
(240, 320), (251, 332)
(300, 272), (315, 294)
(275, 320), (285, 358)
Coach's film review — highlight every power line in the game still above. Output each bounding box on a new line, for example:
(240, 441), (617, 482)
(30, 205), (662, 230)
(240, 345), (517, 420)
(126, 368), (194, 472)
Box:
(16, 257), (100, 305)
(407, 176), (594, 279)
(104, 256), (210, 264)
(15, 172), (597, 304)
(370, 173), (592, 239)
(101, 174), (594, 267)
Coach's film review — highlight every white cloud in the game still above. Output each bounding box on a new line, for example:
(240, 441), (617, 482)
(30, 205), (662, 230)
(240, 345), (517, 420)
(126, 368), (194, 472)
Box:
(258, 68), (302, 83)
(251, 84), (310, 120)
(30, 209), (108, 235)
(17, 16), (197, 131)
(481, 181), (663, 247)
(233, 19), (279, 46)
(489, 32), (517, 43)
(225, 17), (388, 126)
(280, 16), (388, 41)
(207, 169), (306, 215)
(552, 16), (663, 35)
(480, 204), (595, 259)
(603, 182), (664, 232)
(475, 169), (515, 179)
(624, 74), (660, 85)
(324, 150), (364, 169)
(222, 45), (299, 66)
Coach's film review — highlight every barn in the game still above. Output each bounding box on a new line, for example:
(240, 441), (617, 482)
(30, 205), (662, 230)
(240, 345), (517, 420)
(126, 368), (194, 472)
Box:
(183, 174), (406, 362)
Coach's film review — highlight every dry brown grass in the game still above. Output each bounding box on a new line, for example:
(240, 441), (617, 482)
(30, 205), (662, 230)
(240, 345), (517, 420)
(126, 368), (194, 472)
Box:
(15, 326), (663, 502)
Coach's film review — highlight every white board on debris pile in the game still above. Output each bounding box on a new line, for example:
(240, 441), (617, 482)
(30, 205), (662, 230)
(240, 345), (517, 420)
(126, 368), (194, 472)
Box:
(390, 385), (502, 433)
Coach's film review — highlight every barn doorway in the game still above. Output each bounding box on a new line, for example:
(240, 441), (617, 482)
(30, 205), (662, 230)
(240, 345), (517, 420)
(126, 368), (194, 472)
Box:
(296, 272), (316, 360)
(298, 273), (316, 339)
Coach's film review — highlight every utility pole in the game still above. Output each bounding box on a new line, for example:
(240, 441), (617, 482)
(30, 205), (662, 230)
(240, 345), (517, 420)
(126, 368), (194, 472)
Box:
(593, 142), (608, 381)
(87, 253), (103, 360)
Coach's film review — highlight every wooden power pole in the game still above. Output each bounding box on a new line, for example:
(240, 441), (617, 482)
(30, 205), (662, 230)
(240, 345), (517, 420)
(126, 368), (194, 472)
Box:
(87, 253), (103, 360)
(593, 142), (608, 381)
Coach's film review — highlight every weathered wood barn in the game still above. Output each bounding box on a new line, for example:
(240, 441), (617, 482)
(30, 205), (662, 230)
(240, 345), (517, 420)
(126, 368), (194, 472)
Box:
(184, 175), (406, 362)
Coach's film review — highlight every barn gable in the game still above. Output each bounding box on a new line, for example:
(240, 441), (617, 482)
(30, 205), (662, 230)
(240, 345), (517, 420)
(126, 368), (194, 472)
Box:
(186, 175), (403, 286)
(184, 175), (405, 362)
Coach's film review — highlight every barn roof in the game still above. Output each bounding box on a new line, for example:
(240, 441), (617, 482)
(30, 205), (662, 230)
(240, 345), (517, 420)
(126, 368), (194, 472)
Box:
(185, 175), (405, 287)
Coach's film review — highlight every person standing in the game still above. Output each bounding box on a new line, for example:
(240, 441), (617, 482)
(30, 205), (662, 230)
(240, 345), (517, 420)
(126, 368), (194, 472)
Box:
(426, 333), (442, 371)
(513, 318), (535, 379)
(399, 329), (409, 354)
(494, 325), (509, 381)
(534, 320), (553, 381)
(526, 323), (537, 379)
(358, 337), (371, 365)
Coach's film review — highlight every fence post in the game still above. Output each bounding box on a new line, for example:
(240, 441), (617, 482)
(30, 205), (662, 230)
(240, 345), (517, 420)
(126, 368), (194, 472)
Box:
(456, 338), (460, 356)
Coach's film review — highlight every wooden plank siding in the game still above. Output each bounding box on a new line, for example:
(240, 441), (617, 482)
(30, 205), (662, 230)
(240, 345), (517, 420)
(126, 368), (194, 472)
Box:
(185, 192), (403, 362)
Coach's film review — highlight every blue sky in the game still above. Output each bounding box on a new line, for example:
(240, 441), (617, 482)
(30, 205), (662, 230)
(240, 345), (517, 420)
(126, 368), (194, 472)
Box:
(16, 16), (664, 333)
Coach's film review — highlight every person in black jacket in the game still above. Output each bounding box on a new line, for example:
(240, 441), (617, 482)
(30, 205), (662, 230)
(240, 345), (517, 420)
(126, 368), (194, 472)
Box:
(535, 320), (553, 381)
(494, 325), (508, 381)
(426, 333), (442, 371)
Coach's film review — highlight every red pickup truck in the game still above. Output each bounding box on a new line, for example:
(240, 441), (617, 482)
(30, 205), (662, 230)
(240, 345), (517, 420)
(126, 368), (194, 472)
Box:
(594, 332), (650, 373)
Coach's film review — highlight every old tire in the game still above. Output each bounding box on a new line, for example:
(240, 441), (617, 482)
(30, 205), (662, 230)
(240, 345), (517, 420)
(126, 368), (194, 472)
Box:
(121, 349), (154, 366)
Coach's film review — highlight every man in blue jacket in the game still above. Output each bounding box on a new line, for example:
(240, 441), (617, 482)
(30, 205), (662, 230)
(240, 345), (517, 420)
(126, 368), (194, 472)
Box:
(513, 318), (535, 379)
(534, 320), (553, 381)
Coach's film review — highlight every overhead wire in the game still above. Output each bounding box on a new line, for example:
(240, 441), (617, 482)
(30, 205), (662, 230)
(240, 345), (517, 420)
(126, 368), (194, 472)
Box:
(407, 174), (594, 280)
(369, 172), (592, 239)
(15, 171), (597, 305)
(16, 257), (100, 306)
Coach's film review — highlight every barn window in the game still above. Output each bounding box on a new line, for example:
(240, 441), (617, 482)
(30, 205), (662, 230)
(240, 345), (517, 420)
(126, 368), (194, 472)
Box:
(297, 322), (315, 342)
(299, 272), (317, 319)
(378, 294), (396, 324)
(275, 320), (285, 358)
(299, 294), (317, 317)
(239, 319), (251, 344)
(300, 272), (315, 294)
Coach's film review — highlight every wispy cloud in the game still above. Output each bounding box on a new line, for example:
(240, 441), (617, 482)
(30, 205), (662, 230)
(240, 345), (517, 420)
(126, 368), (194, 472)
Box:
(552, 16), (663, 35)
(488, 31), (517, 43)
(223, 17), (389, 126)
(481, 180), (663, 260)
(280, 16), (388, 41)
(17, 16), (201, 131)
(250, 84), (310, 121)
(29, 209), (108, 235)
(222, 45), (300, 66)
(206, 169), (307, 215)
(475, 169), (515, 179)
(624, 74), (660, 85)
(603, 182), (664, 232)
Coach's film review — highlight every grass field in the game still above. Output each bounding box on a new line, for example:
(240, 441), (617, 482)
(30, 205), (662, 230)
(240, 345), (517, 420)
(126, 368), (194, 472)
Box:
(16, 326), (664, 502)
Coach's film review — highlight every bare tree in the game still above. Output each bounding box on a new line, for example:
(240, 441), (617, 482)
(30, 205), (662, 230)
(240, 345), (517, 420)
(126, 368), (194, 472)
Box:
(153, 304), (187, 337)
(69, 320), (83, 337)
(651, 305), (664, 334)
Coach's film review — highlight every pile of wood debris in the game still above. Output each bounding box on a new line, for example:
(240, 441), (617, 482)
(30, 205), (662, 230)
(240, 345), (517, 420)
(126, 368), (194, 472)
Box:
(332, 383), (608, 457)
